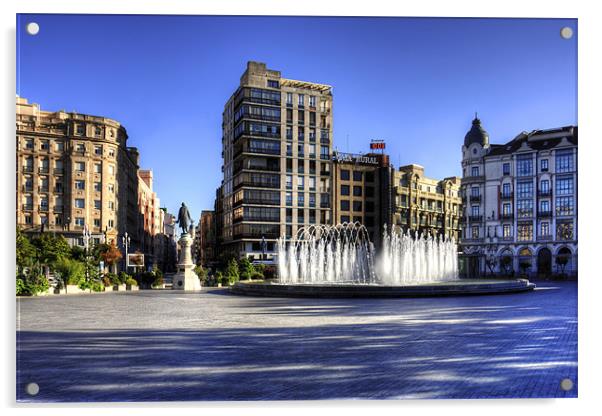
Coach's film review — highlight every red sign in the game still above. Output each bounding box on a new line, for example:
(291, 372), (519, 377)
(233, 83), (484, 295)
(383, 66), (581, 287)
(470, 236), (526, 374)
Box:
(370, 141), (386, 150)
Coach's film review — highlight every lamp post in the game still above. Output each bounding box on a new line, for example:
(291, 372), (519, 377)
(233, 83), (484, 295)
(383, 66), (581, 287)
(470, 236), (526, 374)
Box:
(122, 232), (130, 272)
(83, 224), (91, 284)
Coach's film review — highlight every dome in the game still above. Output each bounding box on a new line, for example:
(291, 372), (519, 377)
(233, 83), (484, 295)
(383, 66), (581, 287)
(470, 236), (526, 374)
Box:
(464, 116), (489, 147)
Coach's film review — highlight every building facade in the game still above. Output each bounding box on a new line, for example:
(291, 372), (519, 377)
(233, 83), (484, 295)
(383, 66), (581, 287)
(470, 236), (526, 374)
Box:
(137, 169), (165, 269)
(16, 96), (140, 248)
(331, 151), (393, 246)
(460, 117), (578, 278)
(392, 164), (462, 241)
(220, 61), (333, 260)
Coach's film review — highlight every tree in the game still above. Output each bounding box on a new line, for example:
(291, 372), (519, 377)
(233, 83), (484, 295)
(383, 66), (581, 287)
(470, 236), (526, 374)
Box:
(96, 241), (123, 273)
(16, 227), (36, 275)
(54, 258), (85, 293)
(31, 233), (71, 269)
(556, 255), (569, 274)
(224, 258), (240, 285)
(238, 257), (255, 280)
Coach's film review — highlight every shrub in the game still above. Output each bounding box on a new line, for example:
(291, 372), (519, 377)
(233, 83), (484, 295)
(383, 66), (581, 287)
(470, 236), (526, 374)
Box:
(118, 271), (130, 285)
(125, 277), (138, 286)
(215, 271), (224, 286)
(102, 276), (112, 287)
(239, 258), (255, 280)
(105, 273), (120, 285)
(16, 274), (49, 296)
(225, 258), (240, 284)
(194, 265), (208, 284)
(263, 265), (276, 280)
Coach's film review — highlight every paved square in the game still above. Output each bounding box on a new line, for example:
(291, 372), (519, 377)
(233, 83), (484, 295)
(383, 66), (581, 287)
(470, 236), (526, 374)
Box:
(16, 281), (577, 402)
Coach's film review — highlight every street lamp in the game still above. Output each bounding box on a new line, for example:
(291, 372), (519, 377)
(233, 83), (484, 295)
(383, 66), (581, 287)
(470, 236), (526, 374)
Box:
(122, 232), (131, 272)
(83, 224), (91, 284)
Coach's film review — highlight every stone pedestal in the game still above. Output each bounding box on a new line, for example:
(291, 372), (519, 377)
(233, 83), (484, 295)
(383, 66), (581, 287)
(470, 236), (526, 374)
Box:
(172, 234), (202, 291)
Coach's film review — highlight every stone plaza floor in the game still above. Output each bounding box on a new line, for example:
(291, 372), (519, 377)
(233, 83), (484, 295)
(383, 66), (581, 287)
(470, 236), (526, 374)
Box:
(16, 281), (577, 402)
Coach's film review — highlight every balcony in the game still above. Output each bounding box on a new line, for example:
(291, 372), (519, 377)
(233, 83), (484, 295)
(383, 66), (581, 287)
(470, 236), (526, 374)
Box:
(469, 195), (481, 202)
(54, 168), (64, 174)
(468, 215), (483, 222)
(38, 167), (49, 174)
(39, 204), (49, 212)
(538, 210), (553, 218)
(500, 192), (513, 200)
(22, 204), (33, 211)
(54, 187), (64, 194)
(22, 185), (33, 192)
(54, 205), (64, 213)
(320, 170), (330, 176)
(320, 201), (330, 209)
(499, 213), (514, 220)
(462, 175), (485, 184)
(499, 236), (514, 241)
(22, 166), (34, 173)
(320, 154), (330, 161)
(538, 190), (552, 198)
(537, 234), (553, 241)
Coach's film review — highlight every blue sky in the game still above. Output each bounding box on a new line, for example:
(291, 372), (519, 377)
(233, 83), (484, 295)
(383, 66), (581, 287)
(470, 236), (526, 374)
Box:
(16, 15), (577, 218)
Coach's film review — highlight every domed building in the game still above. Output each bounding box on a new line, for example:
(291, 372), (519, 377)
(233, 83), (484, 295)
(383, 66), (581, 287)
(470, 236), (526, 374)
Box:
(459, 115), (578, 280)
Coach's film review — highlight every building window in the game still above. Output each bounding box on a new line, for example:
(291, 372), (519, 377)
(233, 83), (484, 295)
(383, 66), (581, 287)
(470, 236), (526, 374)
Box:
(341, 185), (350, 196)
(297, 176), (304, 190)
(502, 203), (512, 215)
(298, 94), (304, 107)
(286, 92), (293, 106)
(540, 159), (549, 172)
(341, 170), (350, 180)
(108, 148), (115, 157)
(353, 186), (362, 197)
(353, 171), (363, 181)
(286, 175), (292, 189)
(55, 141), (64, 152)
(94, 163), (102, 173)
(25, 138), (34, 149)
(298, 126), (305, 141)
(75, 217), (85, 226)
(517, 223), (533, 241)
(309, 96), (316, 108)
(108, 201), (115, 210)
(503, 224), (512, 238)
(75, 162), (85, 171)
(75, 180), (85, 190)
(556, 220), (574, 240)
(297, 143), (304, 157)
(517, 181), (533, 198)
(75, 199), (85, 208)
(341, 215), (350, 223)
(95, 126), (102, 136)
(55, 215), (62, 226)
(555, 196), (574, 216)
(94, 146), (102, 155)
(286, 192), (292, 206)
(320, 146), (329, 160)
(340, 200), (350, 211)
(94, 182), (102, 192)
(471, 205), (479, 216)
(108, 219), (114, 228)
(298, 194), (305, 207)
(366, 186), (375, 197)
(309, 193), (316, 207)
(267, 80), (279, 88)
(516, 154), (533, 176)
(471, 226), (479, 239)
(25, 215), (32, 224)
(108, 165), (115, 175)
(94, 200), (101, 210)
(470, 186), (479, 197)
(108, 184), (114, 193)
(556, 149), (574, 173)
(503, 163), (510, 175)
(353, 201), (363, 212)
(471, 166), (479, 177)
(540, 179), (550, 193)
(76, 124), (84, 135)
(556, 176), (574, 195)
(540, 221), (550, 237)
(517, 199), (533, 218)
(297, 209), (304, 223)
(40, 140), (49, 150)
(540, 200), (550, 213)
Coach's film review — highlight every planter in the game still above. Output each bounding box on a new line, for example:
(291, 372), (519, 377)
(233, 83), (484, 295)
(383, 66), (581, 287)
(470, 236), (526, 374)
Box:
(217, 283), (222, 288)
(65, 285), (87, 295)
(126, 284), (139, 291)
(116, 284), (127, 291)
(104, 286), (115, 292)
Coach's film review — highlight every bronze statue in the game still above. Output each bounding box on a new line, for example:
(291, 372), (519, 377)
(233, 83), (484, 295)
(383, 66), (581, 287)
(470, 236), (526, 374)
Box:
(176, 202), (193, 235)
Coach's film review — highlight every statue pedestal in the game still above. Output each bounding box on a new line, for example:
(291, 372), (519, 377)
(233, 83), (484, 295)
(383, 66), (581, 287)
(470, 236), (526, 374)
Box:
(172, 234), (201, 291)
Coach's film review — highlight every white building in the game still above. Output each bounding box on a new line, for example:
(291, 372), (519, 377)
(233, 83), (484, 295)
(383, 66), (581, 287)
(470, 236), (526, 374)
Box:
(460, 117), (577, 278)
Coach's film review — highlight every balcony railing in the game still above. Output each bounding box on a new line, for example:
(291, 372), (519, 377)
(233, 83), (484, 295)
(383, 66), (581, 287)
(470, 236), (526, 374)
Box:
(468, 215), (483, 222)
(320, 201), (330, 208)
(39, 204), (49, 212)
(38, 167), (49, 173)
(537, 235), (553, 241)
(538, 210), (553, 217)
(538, 190), (552, 197)
(54, 168), (64, 174)
(469, 195), (481, 202)
(22, 204), (33, 211)
(500, 192), (513, 200)
(22, 185), (33, 192)
(499, 213), (514, 220)
(22, 166), (34, 172)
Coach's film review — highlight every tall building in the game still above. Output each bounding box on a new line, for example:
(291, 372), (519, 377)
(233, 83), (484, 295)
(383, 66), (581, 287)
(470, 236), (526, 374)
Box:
(16, 96), (140, 247)
(137, 169), (165, 269)
(199, 210), (216, 266)
(460, 116), (578, 278)
(391, 164), (462, 241)
(331, 151), (393, 246)
(220, 61), (333, 260)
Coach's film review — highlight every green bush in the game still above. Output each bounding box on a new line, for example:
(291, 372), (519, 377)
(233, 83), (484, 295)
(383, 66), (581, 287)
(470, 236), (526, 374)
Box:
(263, 265), (276, 280)
(16, 274), (49, 296)
(16, 278), (27, 296)
(105, 273), (120, 285)
(118, 271), (130, 285)
(125, 277), (138, 286)
(215, 271), (223, 286)
(225, 258), (240, 284)
(239, 258), (255, 280)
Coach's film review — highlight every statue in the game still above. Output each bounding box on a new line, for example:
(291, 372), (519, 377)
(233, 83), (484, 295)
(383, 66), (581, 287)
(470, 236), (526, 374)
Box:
(176, 202), (193, 235)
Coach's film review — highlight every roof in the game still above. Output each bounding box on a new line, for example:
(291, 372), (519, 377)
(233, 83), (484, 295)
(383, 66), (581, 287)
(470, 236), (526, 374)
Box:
(487, 126), (577, 156)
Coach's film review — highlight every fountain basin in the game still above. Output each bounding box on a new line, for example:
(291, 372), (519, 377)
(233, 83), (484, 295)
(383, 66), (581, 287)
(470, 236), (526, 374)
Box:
(232, 278), (535, 298)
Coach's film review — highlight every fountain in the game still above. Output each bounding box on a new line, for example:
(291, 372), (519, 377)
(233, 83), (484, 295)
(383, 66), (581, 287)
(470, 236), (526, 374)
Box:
(233, 222), (535, 297)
